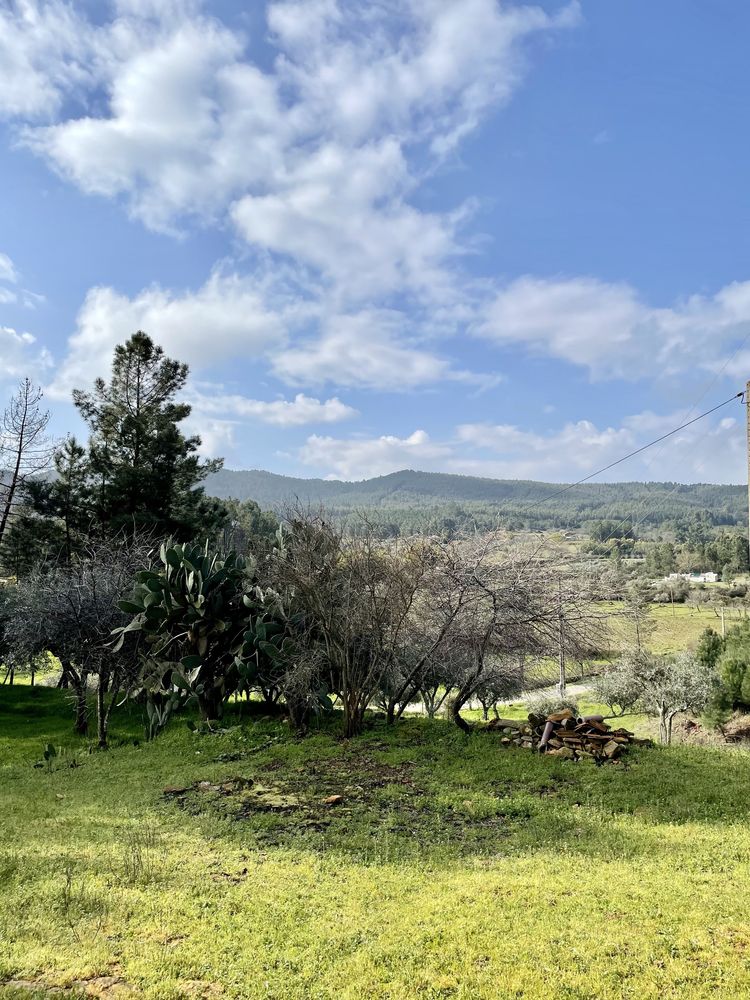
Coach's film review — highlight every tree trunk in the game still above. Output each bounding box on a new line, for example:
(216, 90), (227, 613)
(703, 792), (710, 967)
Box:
(451, 650), (483, 734)
(386, 684), (419, 725)
(73, 682), (88, 736)
(198, 689), (224, 722)
(96, 670), (113, 749)
(343, 692), (365, 738)
(658, 703), (669, 745)
(96, 682), (107, 748)
(451, 697), (473, 734)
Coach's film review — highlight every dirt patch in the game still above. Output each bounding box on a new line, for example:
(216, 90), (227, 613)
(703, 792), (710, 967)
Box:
(3, 975), (132, 998)
(163, 754), (423, 834)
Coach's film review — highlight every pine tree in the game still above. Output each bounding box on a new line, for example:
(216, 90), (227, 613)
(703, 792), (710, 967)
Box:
(23, 437), (93, 562)
(38, 332), (226, 541)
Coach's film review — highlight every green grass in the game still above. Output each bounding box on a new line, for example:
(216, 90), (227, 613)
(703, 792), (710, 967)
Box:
(3, 687), (750, 999)
(599, 601), (739, 655)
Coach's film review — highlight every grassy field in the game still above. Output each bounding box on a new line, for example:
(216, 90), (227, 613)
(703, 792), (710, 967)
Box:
(3, 688), (750, 999)
(600, 601), (742, 655)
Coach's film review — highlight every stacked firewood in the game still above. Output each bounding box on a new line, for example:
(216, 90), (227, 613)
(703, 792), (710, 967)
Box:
(484, 708), (647, 762)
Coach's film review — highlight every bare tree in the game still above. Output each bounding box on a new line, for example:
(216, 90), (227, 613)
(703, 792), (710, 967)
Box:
(2, 537), (149, 745)
(272, 510), (468, 737)
(0, 379), (54, 548)
(445, 536), (607, 732)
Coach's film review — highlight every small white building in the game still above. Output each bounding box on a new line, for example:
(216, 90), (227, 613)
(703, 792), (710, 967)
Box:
(666, 571), (719, 584)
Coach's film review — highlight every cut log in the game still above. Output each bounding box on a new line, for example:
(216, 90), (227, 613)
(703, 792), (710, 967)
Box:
(547, 709), (575, 723)
(484, 708), (644, 763)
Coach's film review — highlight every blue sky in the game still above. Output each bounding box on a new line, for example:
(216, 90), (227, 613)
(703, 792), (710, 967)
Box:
(1, 0), (749, 483)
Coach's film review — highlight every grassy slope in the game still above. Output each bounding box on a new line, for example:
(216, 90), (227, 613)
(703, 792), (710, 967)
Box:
(600, 602), (736, 655)
(3, 688), (750, 999)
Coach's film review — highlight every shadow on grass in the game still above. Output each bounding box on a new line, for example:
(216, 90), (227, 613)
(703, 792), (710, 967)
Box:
(4, 686), (750, 872)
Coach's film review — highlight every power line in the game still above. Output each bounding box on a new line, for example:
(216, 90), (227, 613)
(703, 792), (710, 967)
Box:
(517, 390), (745, 516)
(580, 339), (750, 554)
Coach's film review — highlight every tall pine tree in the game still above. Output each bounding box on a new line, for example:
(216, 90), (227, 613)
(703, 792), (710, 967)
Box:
(70, 332), (226, 538)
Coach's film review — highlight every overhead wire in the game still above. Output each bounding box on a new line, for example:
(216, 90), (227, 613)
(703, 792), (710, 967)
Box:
(514, 391), (744, 517)
(587, 331), (750, 551)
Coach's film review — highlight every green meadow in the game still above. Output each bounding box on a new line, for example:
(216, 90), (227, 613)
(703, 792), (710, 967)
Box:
(3, 686), (750, 999)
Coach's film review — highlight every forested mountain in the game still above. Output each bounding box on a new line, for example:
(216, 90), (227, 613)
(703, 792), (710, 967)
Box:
(206, 468), (746, 535)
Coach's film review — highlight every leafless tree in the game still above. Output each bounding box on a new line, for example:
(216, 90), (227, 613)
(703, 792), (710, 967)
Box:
(443, 536), (608, 732)
(0, 378), (54, 548)
(1, 536), (150, 745)
(271, 510), (472, 736)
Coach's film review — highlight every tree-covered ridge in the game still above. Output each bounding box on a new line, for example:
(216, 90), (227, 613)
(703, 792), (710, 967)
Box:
(206, 468), (746, 533)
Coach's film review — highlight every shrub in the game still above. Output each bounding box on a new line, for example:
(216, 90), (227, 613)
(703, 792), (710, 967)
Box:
(525, 691), (579, 719)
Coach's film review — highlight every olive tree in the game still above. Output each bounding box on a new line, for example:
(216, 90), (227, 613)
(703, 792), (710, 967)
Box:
(593, 649), (716, 744)
(2, 538), (148, 745)
(270, 512), (470, 737)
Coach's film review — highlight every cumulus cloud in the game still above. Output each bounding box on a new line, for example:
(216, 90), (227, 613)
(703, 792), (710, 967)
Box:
(52, 278), (489, 396)
(477, 275), (750, 380)
(0, 1), (97, 119)
(0, 252), (19, 285)
(13, 0), (578, 283)
(272, 310), (471, 390)
(299, 429), (451, 480)
(297, 405), (746, 484)
(230, 140), (460, 303)
(47, 271), (297, 399)
(453, 409), (746, 483)
(3, 0), (581, 401)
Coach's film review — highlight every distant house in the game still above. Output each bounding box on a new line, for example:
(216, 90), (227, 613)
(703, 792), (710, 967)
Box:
(666, 571), (719, 584)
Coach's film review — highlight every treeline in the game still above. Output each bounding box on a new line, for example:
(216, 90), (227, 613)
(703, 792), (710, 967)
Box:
(206, 469), (746, 537)
(0, 332), (607, 748)
(583, 515), (750, 581)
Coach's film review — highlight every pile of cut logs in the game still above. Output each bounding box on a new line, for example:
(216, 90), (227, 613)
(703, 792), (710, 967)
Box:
(484, 708), (647, 763)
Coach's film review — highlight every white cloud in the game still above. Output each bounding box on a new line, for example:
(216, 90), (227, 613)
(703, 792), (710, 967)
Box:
(0, 326), (52, 381)
(48, 270), (480, 397)
(454, 408), (746, 484)
(13, 0), (577, 285)
(477, 275), (750, 381)
(47, 271), (296, 399)
(296, 405), (746, 484)
(299, 428), (451, 480)
(191, 390), (356, 427)
(267, 0), (581, 152)
(23, 16), (252, 231)
(4, 1), (585, 401)
(0, 252), (19, 284)
(272, 310), (470, 390)
(0, 1), (96, 119)
(231, 140), (460, 303)
(189, 416), (237, 460)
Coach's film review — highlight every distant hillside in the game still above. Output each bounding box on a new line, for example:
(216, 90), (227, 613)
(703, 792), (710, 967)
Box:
(205, 468), (746, 533)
